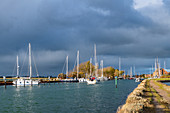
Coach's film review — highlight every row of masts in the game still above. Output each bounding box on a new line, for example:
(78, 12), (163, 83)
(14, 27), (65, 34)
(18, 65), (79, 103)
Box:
(16, 44), (165, 78)
(65, 44), (103, 79)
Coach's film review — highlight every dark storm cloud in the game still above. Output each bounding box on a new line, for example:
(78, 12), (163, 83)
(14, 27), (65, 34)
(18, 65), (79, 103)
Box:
(0, 0), (170, 76)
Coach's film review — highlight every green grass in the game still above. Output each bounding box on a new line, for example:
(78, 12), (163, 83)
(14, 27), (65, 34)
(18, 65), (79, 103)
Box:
(153, 78), (170, 81)
(148, 80), (170, 112)
(152, 80), (170, 97)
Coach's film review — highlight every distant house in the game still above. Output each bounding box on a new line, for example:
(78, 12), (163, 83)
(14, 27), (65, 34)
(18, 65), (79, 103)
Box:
(153, 68), (170, 77)
(145, 74), (151, 78)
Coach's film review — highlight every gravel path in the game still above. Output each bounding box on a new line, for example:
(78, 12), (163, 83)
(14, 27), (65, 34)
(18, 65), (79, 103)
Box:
(150, 80), (170, 105)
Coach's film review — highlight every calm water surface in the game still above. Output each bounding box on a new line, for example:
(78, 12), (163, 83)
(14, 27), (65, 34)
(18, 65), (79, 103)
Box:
(163, 82), (170, 86)
(0, 80), (139, 113)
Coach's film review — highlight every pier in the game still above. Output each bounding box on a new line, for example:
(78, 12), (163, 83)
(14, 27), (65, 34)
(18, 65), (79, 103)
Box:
(0, 77), (79, 86)
(0, 81), (13, 86)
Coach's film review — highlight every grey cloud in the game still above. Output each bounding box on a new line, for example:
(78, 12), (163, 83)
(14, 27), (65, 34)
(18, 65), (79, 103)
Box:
(0, 0), (170, 75)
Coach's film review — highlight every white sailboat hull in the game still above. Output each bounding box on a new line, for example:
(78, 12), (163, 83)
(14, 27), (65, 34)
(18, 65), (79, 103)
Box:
(78, 78), (87, 82)
(135, 78), (140, 82)
(13, 79), (39, 86)
(87, 80), (97, 85)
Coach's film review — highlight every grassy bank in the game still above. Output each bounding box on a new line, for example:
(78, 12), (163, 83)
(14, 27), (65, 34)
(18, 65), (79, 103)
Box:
(117, 79), (170, 113)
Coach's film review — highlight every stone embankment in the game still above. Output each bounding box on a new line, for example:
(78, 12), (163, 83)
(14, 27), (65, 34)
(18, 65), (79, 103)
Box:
(117, 79), (170, 113)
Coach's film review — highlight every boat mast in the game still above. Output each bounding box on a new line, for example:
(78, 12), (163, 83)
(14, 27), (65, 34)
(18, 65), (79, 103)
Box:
(100, 60), (103, 77)
(17, 55), (19, 77)
(29, 43), (32, 78)
(130, 67), (132, 78)
(66, 56), (68, 78)
(157, 57), (160, 77)
(134, 65), (135, 76)
(155, 58), (157, 72)
(90, 58), (92, 76)
(94, 44), (97, 77)
(119, 57), (121, 77)
(77, 50), (79, 79)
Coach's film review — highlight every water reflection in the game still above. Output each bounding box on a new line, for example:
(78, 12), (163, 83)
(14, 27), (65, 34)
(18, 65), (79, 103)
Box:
(0, 80), (139, 113)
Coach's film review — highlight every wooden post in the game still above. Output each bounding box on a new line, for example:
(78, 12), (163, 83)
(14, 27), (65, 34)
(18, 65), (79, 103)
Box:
(24, 80), (25, 87)
(31, 80), (33, 86)
(16, 81), (17, 88)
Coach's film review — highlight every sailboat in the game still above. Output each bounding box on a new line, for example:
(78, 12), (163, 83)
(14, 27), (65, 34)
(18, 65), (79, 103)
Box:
(87, 44), (98, 85)
(63, 55), (69, 82)
(98, 60), (108, 81)
(77, 50), (87, 83)
(13, 43), (39, 86)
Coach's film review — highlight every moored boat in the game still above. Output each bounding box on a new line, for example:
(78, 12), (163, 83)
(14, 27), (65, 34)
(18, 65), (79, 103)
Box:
(135, 78), (140, 82)
(13, 43), (39, 86)
(87, 77), (97, 85)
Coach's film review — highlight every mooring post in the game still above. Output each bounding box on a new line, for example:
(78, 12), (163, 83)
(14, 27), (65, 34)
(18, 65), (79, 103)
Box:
(24, 79), (25, 87)
(115, 76), (117, 88)
(31, 80), (33, 86)
(16, 80), (17, 88)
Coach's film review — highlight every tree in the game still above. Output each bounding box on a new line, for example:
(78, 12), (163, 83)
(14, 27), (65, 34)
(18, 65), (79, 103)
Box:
(58, 73), (66, 79)
(73, 61), (95, 78)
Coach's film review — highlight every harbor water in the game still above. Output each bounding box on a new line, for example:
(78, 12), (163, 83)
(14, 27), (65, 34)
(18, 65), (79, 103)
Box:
(0, 80), (139, 113)
(164, 82), (170, 86)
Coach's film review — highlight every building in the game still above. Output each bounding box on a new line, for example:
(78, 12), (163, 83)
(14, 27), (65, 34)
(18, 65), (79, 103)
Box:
(153, 68), (170, 77)
(145, 74), (152, 78)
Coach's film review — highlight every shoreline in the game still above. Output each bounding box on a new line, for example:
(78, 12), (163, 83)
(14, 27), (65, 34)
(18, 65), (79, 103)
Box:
(117, 79), (170, 113)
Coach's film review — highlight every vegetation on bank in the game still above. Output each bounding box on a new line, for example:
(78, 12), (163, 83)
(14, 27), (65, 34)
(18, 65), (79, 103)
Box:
(58, 61), (124, 79)
(160, 75), (170, 78)
(117, 80), (170, 113)
(117, 80), (155, 113)
(152, 78), (170, 98)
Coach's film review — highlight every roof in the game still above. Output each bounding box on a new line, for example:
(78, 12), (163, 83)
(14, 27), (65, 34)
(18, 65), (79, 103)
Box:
(164, 69), (170, 72)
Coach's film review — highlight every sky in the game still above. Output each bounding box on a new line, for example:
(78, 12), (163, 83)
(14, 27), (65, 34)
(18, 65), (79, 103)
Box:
(0, 0), (170, 76)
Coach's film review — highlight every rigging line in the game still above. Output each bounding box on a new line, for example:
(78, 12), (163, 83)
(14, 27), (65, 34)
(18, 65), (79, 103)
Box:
(73, 57), (77, 72)
(71, 57), (77, 76)
(32, 52), (39, 76)
(12, 61), (17, 76)
(20, 46), (29, 76)
(62, 58), (66, 74)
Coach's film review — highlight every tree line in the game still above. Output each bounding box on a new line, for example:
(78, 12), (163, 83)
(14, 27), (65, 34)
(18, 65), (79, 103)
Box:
(58, 61), (124, 79)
